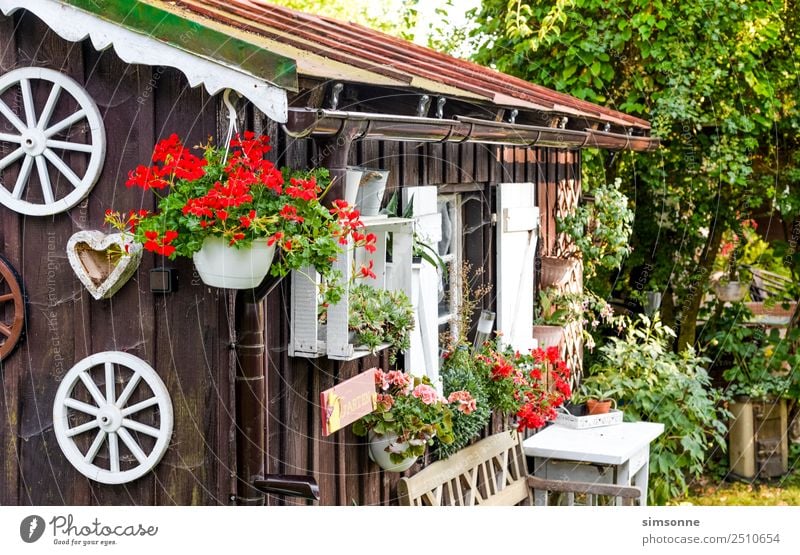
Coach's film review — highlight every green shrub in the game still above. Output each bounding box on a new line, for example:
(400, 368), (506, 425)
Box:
(435, 347), (491, 459)
(582, 315), (729, 504)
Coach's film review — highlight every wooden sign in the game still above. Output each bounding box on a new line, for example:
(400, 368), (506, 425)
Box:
(321, 368), (378, 436)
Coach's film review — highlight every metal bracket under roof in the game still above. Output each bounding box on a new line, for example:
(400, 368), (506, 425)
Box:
(1, 0), (291, 122)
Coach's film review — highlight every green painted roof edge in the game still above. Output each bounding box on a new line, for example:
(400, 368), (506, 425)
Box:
(59, 0), (298, 91)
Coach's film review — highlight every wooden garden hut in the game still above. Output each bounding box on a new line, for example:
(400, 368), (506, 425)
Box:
(0, 0), (656, 506)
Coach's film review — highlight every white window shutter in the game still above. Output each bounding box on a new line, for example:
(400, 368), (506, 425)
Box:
(496, 182), (539, 353)
(401, 186), (441, 382)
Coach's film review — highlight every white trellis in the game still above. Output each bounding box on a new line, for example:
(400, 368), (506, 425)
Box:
(52, 352), (173, 485)
(0, 67), (105, 216)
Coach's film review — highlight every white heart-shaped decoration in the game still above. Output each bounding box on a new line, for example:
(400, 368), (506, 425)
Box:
(66, 231), (143, 300)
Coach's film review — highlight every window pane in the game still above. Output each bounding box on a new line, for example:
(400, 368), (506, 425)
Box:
(437, 199), (454, 257)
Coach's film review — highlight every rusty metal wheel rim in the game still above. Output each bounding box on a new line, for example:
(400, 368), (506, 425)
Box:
(0, 254), (25, 361)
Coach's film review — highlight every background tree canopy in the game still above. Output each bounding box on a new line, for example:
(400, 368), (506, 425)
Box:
(470, 0), (800, 349)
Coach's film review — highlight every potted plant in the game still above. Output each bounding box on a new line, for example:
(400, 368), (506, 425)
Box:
(105, 132), (375, 295)
(347, 284), (415, 364)
(532, 286), (579, 348)
(353, 369), (460, 472)
(713, 277), (750, 302)
(436, 344), (491, 459)
(709, 325), (800, 479)
(476, 338), (571, 431)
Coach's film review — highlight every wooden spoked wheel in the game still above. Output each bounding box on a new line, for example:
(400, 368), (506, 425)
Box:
(0, 67), (105, 216)
(53, 352), (173, 484)
(0, 255), (24, 361)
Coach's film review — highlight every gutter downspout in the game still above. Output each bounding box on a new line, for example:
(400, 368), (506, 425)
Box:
(234, 277), (321, 504)
(233, 123), (360, 505)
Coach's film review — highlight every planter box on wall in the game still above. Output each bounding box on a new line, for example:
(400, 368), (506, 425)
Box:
(289, 215), (414, 360)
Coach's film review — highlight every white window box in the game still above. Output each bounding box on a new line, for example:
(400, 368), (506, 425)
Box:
(289, 215), (414, 361)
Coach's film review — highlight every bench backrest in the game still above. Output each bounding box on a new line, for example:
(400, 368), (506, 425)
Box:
(397, 430), (530, 506)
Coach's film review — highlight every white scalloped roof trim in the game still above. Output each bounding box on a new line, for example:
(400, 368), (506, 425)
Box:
(0, 0), (288, 122)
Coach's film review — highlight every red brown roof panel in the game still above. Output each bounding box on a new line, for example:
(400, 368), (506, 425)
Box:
(169, 0), (651, 130)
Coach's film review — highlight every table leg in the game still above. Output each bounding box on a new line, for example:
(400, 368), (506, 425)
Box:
(615, 460), (631, 507)
(632, 455), (650, 506)
(533, 457), (547, 506)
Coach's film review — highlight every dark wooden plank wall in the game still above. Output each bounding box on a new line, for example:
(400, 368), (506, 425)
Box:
(0, 12), (581, 506)
(263, 135), (580, 505)
(0, 12), (232, 506)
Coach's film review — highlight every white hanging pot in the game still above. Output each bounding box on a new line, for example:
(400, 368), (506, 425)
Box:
(356, 169), (390, 216)
(368, 431), (418, 472)
(344, 167), (364, 207)
(193, 236), (276, 289)
(714, 281), (749, 302)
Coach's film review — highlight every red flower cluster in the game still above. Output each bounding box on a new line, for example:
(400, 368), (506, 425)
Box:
(126, 133), (207, 190)
(285, 176), (320, 201)
(479, 341), (571, 433)
(329, 200), (378, 258)
(143, 229), (178, 256)
(359, 260), (376, 279)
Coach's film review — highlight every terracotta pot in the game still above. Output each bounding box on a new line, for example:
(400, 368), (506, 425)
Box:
(532, 325), (564, 349)
(539, 256), (577, 287)
(586, 399), (613, 415)
(193, 236), (276, 289)
(368, 431), (418, 472)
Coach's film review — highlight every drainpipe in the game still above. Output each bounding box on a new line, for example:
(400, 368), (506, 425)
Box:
(235, 278), (321, 504)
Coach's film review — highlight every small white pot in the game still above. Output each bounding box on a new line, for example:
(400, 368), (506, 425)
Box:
(368, 431), (418, 472)
(193, 236), (276, 289)
(344, 167), (364, 207)
(356, 170), (389, 216)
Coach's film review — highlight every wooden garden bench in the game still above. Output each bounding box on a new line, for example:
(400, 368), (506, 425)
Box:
(397, 429), (642, 506)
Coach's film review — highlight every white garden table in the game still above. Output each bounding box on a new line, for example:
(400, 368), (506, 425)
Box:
(522, 421), (664, 506)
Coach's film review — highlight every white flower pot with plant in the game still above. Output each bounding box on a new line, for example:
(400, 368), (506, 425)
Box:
(354, 370), (459, 472)
(105, 132), (376, 295)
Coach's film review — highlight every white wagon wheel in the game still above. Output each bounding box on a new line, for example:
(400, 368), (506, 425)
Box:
(0, 67), (105, 216)
(53, 352), (173, 485)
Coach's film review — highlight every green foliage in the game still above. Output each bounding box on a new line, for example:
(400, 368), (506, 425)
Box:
(348, 285), (415, 364)
(557, 179), (634, 283)
(583, 315), (729, 504)
(702, 306), (800, 399)
(436, 347), (491, 458)
(471, 0), (800, 348)
(533, 286), (582, 326)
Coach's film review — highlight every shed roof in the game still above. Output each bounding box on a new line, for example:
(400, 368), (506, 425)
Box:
(168, 0), (651, 131)
(19, 0), (652, 138)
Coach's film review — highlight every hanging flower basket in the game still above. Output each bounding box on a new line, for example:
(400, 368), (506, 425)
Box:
(356, 169), (390, 216)
(192, 236), (276, 289)
(539, 256), (577, 287)
(367, 431), (418, 473)
(714, 281), (749, 302)
(105, 132), (376, 298)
